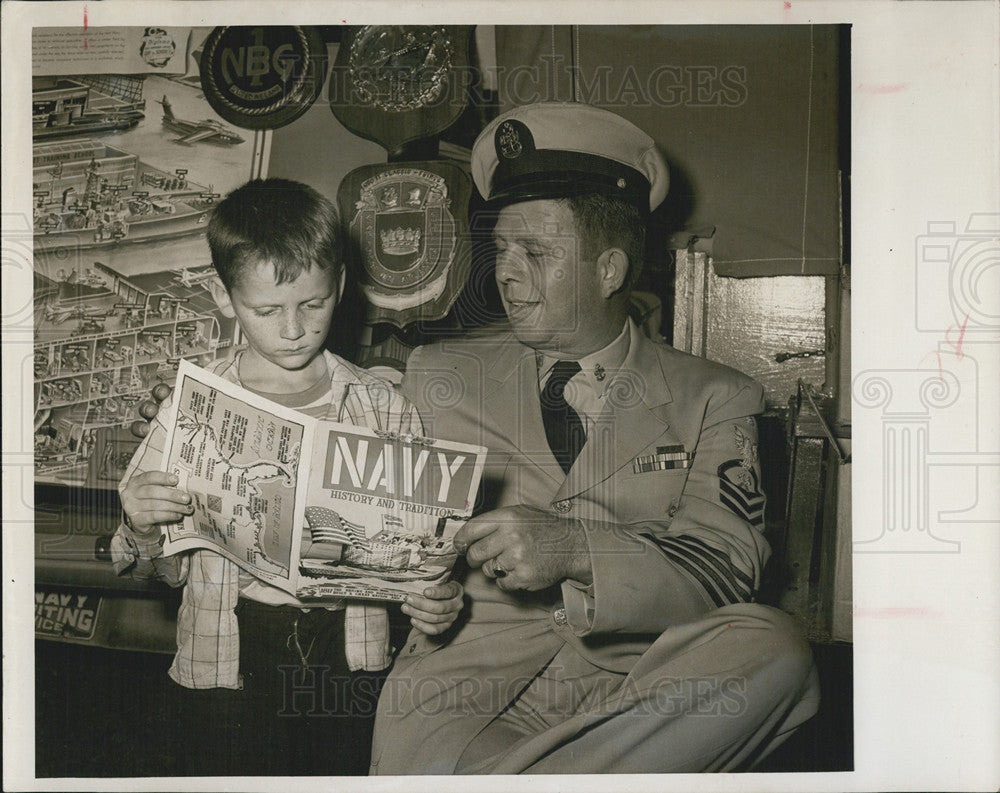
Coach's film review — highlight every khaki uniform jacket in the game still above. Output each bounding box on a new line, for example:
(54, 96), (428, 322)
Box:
(373, 319), (770, 772)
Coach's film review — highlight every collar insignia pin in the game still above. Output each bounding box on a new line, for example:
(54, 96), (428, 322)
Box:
(594, 364), (606, 382)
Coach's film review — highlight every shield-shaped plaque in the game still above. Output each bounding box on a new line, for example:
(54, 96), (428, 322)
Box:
(329, 26), (473, 154)
(338, 161), (472, 327)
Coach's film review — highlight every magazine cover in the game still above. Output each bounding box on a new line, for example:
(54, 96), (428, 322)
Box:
(160, 359), (486, 601)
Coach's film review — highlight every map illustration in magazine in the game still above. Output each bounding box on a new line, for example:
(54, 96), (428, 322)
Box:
(160, 359), (487, 602)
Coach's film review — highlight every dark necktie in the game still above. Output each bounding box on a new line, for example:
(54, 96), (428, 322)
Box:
(540, 360), (586, 474)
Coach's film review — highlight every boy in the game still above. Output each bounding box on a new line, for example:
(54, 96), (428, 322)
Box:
(112, 178), (463, 775)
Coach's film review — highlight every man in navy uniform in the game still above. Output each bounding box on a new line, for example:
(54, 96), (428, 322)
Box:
(370, 102), (820, 774)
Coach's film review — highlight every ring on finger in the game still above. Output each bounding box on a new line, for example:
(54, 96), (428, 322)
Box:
(484, 558), (508, 579)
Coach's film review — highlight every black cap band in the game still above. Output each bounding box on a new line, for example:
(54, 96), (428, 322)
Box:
(489, 149), (651, 214)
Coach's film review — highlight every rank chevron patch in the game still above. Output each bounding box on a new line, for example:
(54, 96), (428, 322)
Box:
(638, 532), (754, 607)
(717, 459), (765, 527)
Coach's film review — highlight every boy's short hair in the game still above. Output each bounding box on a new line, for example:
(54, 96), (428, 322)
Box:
(207, 178), (342, 290)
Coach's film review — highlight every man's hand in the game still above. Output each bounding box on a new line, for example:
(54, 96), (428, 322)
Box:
(130, 383), (172, 439)
(454, 505), (593, 592)
(120, 470), (193, 538)
(403, 581), (465, 635)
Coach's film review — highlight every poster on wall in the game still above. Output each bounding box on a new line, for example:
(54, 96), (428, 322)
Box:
(31, 27), (259, 489)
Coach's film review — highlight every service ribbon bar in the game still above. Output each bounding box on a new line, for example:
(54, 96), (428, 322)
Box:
(633, 447), (695, 474)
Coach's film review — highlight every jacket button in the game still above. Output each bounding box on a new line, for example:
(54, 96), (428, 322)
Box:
(667, 501), (678, 517)
(553, 499), (572, 513)
(553, 608), (568, 626)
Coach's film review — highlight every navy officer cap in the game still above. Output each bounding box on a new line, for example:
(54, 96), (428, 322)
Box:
(471, 101), (669, 214)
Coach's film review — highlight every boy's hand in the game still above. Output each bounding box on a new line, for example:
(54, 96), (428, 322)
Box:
(402, 581), (464, 635)
(120, 470), (193, 538)
(130, 383), (173, 439)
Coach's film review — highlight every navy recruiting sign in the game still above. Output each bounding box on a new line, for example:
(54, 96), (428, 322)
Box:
(36, 589), (102, 641)
(200, 26), (327, 130)
(338, 161), (472, 327)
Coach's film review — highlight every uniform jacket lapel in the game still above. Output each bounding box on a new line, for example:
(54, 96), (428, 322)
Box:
(557, 322), (675, 501)
(484, 335), (564, 488)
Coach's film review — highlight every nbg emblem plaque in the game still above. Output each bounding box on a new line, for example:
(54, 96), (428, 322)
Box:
(200, 25), (327, 130)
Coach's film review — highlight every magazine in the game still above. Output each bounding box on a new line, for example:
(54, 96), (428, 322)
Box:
(158, 359), (486, 602)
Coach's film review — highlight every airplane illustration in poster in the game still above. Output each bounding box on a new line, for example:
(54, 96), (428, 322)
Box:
(158, 95), (245, 145)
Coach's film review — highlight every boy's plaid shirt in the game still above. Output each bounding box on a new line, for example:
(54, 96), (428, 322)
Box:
(111, 350), (421, 689)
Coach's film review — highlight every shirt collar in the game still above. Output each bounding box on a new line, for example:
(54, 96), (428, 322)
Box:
(537, 320), (631, 394)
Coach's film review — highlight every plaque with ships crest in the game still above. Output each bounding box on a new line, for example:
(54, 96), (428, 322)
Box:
(329, 26), (473, 154)
(338, 161), (472, 327)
